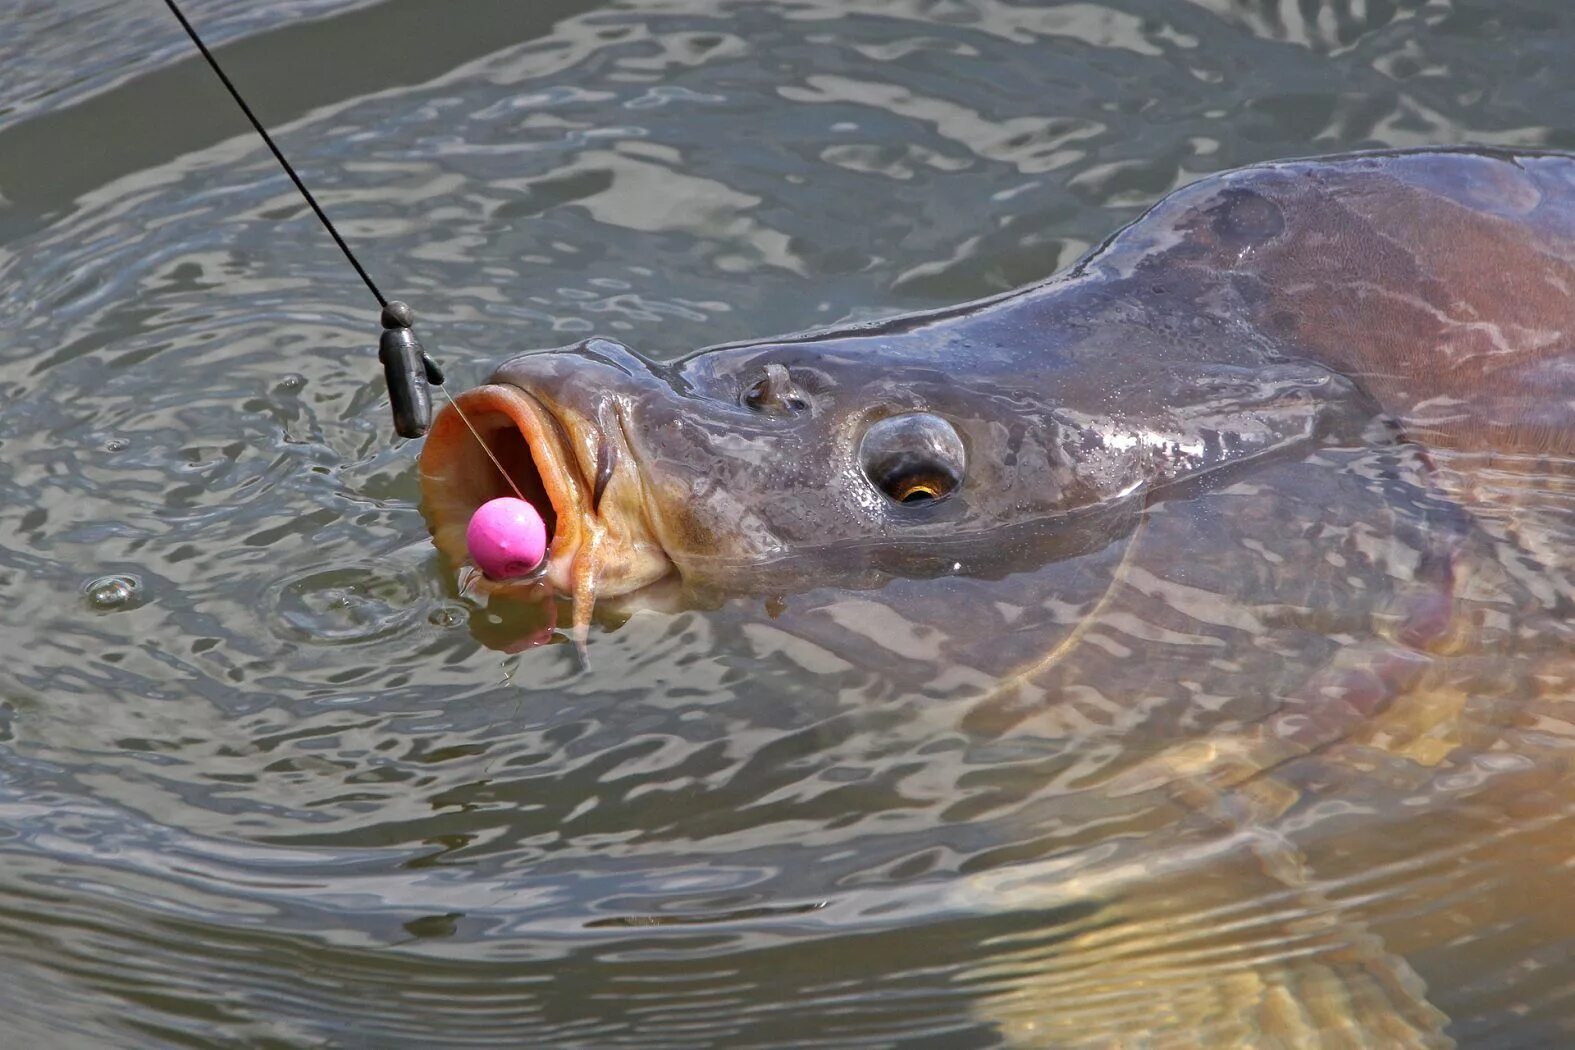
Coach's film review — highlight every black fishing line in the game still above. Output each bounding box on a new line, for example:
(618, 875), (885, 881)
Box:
(161, 0), (452, 439)
(160, 0), (386, 308)
(163, 2), (552, 664)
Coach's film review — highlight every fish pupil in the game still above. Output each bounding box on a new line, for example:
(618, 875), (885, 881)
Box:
(881, 467), (957, 506)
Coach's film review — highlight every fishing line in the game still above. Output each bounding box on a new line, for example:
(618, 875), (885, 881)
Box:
(442, 391), (530, 505)
(161, 0), (530, 506)
(160, 0), (384, 308)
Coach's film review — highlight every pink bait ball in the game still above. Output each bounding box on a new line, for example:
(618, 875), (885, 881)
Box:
(466, 497), (548, 580)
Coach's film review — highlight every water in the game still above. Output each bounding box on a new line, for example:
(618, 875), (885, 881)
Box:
(1, 1), (1572, 1045)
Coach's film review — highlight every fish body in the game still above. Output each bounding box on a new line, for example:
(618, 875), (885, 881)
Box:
(420, 148), (1575, 1045)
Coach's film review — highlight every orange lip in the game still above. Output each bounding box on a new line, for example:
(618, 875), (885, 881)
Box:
(419, 382), (675, 647)
(419, 384), (588, 601)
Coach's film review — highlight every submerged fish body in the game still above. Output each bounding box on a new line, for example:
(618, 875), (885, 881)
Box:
(420, 148), (1575, 1044)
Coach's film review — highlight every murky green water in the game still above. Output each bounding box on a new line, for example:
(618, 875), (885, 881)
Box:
(2, 1), (1573, 1046)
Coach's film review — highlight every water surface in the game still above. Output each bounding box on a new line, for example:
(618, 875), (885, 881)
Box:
(1, 1), (1573, 1045)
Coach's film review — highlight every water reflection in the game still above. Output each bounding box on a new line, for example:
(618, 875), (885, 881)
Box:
(0, 0), (1572, 1045)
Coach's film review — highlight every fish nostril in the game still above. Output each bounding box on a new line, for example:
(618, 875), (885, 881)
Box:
(743, 363), (810, 415)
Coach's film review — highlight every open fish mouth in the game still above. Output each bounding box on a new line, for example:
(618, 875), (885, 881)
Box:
(418, 383), (673, 636)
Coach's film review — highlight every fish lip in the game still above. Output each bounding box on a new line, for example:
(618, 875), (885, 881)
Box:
(419, 382), (676, 613)
(419, 383), (587, 598)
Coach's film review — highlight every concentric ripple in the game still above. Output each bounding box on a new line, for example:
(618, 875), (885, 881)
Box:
(0, 0), (1572, 1046)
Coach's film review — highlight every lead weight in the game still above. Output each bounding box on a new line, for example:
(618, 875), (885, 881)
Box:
(380, 326), (433, 438)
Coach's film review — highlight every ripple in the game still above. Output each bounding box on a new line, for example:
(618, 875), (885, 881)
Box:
(1, 0), (1573, 1045)
(269, 564), (426, 644)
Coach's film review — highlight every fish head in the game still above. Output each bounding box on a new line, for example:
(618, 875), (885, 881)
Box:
(419, 321), (1155, 611)
(421, 189), (1379, 616)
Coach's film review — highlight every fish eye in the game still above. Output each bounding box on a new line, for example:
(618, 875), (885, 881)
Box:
(742, 363), (809, 415)
(858, 413), (965, 507)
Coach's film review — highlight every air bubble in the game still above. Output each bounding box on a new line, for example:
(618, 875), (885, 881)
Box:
(427, 603), (469, 629)
(83, 574), (145, 611)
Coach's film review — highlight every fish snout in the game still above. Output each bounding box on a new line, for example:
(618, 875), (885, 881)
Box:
(487, 337), (667, 408)
(419, 337), (675, 620)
